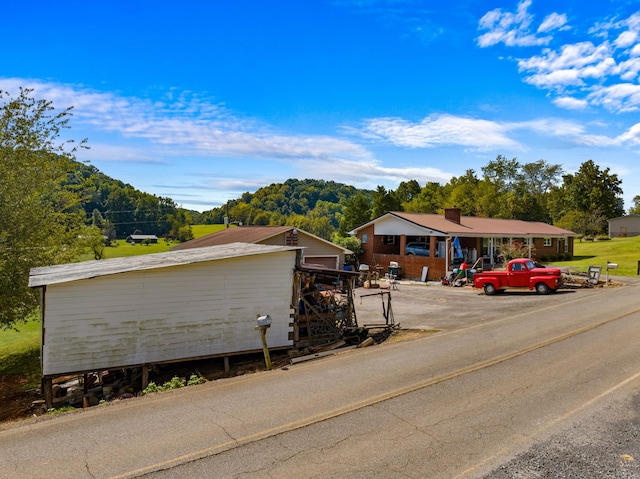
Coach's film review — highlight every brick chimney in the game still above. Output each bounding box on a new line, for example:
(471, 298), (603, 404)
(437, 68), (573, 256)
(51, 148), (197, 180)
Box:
(445, 207), (461, 224)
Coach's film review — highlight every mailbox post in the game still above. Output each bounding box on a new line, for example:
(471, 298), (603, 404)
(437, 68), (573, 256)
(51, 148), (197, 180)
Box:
(256, 315), (272, 370)
(606, 261), (618, 286)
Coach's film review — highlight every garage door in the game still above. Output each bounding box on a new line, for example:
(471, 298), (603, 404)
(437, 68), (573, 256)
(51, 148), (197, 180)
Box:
(303, 256), (338, 269)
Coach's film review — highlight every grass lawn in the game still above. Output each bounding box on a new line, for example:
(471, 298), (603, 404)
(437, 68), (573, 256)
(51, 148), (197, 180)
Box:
(0, 317), (41, 386)
(547, 236), (640, 277)
(191, 224), (227, 237)
(77, 224), (229, 261)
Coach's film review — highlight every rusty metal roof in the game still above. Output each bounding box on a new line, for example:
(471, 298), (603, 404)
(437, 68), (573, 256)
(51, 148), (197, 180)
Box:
(172, 225), (351, 253)
(173, 226), (292, 250)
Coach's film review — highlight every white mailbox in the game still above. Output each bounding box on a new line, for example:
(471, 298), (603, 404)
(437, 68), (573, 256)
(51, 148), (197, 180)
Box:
(256, 314), (272, 327)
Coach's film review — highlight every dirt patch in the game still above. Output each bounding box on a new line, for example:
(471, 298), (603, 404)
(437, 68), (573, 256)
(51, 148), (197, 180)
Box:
(0, 375), (40, 423)
(384, 328), (438, 343)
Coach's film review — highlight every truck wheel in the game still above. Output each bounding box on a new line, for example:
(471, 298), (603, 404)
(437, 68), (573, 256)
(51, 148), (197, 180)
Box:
(483, 283), (497, 295)
(535, 282), (550, 295)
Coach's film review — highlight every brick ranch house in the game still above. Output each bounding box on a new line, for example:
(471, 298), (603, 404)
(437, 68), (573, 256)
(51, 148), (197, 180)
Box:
(350, 208), (576, 281)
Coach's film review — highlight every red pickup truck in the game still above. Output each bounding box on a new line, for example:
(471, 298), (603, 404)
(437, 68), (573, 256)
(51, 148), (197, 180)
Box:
(473, 258), (563, 295)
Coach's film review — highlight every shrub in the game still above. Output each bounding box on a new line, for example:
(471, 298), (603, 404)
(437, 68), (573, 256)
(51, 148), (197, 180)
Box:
(143, 375), (199, 395)
(142, 381), (163, 394)
(46, 405), (76, 415)
(497, 241), (536, 262)
(187, 374), (205, 386)
(164, 376), (186, 390)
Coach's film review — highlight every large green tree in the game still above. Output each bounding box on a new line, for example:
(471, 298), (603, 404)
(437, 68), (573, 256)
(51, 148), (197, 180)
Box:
(549, 160), (624, 234)
(403, 181), (445, 213)
(479, 156), (562, 221)
(442, 169), (480, 216)
(337, 192), (372, 236)
(0, 88), (87, 328)
(371, 185), (402, 218)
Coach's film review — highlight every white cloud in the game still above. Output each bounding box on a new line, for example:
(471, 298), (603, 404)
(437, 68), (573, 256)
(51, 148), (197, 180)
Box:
(587, 83), (640, 112)
(617, 122), (640, 146)
(617, 57), (640, 81)
(524, 68), (584, 89)
(81, 143), (167, 164)
(538, 12), (568, 34)
(477, 0), (561, 47)
(481, 5), (640, 114)
(518, 42), (612, 80)
(552, 96), (589, 110)
(0, 78), (374, 163)
(614, 30), (637, 49)
(353, 113), (633, 152)
(514, 118), (620, 146)
(353, 114), (522, 150)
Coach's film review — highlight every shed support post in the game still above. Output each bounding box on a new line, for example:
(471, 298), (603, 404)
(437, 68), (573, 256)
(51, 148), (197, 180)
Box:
(224, 356), (230, 373)
(141, 365), (149, 390)
(43, 377), (53, 410)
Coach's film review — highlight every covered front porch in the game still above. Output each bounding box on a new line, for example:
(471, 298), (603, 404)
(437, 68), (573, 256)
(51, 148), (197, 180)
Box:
(358, 231), (484, 281)
(358, 231), (556, 281)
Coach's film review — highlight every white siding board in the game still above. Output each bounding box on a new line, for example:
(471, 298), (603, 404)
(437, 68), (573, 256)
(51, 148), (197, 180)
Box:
(373, 215), (442, 236)
(41, 251), (296, 376)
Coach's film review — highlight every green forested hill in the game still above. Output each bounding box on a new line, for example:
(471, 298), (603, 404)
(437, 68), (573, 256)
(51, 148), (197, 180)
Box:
(199, 178), (372, 238)
(67, 161), (194, 240)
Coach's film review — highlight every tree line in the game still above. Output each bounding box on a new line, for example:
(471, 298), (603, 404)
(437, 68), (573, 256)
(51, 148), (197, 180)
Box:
(68, 162), (195, 241)
(196, 156), (626, 241)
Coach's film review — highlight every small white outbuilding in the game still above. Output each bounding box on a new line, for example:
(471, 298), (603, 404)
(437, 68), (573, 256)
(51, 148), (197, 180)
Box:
(29, 243), (301, 406)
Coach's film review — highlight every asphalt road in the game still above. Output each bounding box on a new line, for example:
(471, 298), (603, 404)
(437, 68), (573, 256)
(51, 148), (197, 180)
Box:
(2, 279), (640, 478)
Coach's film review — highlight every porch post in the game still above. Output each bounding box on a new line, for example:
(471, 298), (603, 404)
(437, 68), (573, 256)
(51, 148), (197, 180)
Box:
(489, 237), (495, 266)
(400, 234), (407, 256)
(445, 236), (451, 275)
(429, 236), (437, 258)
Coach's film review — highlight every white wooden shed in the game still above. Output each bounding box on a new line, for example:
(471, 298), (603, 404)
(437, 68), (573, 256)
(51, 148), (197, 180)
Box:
(29, 243), (301, 404)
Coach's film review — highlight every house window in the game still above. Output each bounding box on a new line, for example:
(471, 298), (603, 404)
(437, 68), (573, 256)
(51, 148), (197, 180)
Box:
(384, 235), (395, 245)
(523, 237), (532, 246)
(361, 234), (368, 244)
(564, 239), (569, 253)
(543, 237), (552, 247)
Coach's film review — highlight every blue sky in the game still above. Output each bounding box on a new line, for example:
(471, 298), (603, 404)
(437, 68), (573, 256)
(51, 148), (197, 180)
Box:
(2, 1), (640, 212)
